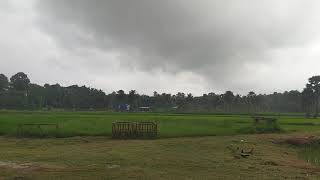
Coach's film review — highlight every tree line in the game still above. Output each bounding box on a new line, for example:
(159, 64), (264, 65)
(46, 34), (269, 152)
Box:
(0, 72), (319, 116)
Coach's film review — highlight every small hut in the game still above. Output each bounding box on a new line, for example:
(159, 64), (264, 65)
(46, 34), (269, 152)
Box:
(139, 107), (151, 112)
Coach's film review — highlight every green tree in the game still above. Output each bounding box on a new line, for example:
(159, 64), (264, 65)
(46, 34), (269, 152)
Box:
(186, 93), (193, 103)
(116, 90), (126, 104)
(307, 76), (320, 118)
(0, 74), (9, 92)
(10, 72), (30, 91)
(175, 92), (186, 110)
(222, 91), (235, 112)
(128, 90), (138, 110)
(302, 87), (315, 118)
(246, 91), (257, 114)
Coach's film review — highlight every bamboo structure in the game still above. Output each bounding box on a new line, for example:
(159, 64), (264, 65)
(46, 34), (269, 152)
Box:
(112, 122), (158, 139)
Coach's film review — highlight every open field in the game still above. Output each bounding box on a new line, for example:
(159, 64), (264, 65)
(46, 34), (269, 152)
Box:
(1, 111), (320, 179)
(0, 133), (320, 179)
(0, 111), (320, 138)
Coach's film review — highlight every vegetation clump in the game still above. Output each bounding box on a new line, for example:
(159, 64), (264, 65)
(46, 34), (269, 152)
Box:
(238, 118), (283, 134)
(296, 138), (320, 166)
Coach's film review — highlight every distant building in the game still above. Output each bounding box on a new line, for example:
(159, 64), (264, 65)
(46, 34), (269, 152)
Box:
(118, 104), (130, 111)
(139, 106), (151, 112)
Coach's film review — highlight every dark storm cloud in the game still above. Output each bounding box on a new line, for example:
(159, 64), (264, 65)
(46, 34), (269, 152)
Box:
(34, 0), (320, 92)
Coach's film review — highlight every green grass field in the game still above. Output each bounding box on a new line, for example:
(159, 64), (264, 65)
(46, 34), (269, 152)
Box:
(0, 111), (319, 138)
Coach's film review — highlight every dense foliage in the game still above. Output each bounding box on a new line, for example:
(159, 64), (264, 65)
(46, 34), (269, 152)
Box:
(0, 72), (318, 114)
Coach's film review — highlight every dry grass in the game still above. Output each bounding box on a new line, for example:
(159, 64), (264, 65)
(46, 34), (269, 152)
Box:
(0, 133), (319, 179)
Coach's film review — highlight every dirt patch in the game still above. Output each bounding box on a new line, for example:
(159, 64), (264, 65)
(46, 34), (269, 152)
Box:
(0, 161), (63, 172)
(107, 164), (120, 169)
(285, 136), (318, 146)
(261, 160), (279, 166)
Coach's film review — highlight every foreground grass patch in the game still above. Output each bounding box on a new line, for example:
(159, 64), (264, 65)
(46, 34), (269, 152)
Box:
(297, 139), (320, 166)
(0, 134), (319, 179)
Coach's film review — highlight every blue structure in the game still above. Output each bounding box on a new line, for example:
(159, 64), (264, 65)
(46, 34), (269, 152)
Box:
(118, 104), (130, 111)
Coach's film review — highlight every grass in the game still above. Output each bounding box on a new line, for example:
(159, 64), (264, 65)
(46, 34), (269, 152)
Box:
(0, 111), (319, 138)
(1, 111), (320, 179)
(0, 134), (319, 179)
(298, 139), (320, 166)
(238, 120), (283, 134)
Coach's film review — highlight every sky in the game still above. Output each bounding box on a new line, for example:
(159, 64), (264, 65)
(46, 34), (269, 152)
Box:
(1, 0), (320, 95)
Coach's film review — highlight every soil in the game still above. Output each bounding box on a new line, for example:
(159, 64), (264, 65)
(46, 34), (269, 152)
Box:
(285, 136), (318, 146)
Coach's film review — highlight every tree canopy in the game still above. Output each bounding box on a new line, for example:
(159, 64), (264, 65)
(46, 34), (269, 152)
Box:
(0, 72), (317, 115)
(0, 74), (9, 92)
(10, 72), (30, 91)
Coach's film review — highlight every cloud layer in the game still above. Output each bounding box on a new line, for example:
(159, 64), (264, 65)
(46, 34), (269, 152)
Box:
(35, 1), (320, 92)
(1, 1), (320, 95)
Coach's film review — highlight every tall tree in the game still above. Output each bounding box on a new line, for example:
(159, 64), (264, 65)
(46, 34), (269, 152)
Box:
(176, 92), (186, 108)
(116, 90), (126, 104)
(302, 86), (315, 118)
(10, 72), (30, 91)
(246, 91), (257, 114)
(128, 90), (138, 109)
(307, 76), (320, 118)
(186, 93), (193, 103)
(0, 74), (9, 92)
(222, 91), (235, 112)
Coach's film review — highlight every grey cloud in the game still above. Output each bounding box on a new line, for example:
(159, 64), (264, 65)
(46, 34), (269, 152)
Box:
(34, 0), (320, 93)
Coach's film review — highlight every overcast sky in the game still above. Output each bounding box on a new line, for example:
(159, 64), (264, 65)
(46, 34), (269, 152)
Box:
(1, 0), (320, 95)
